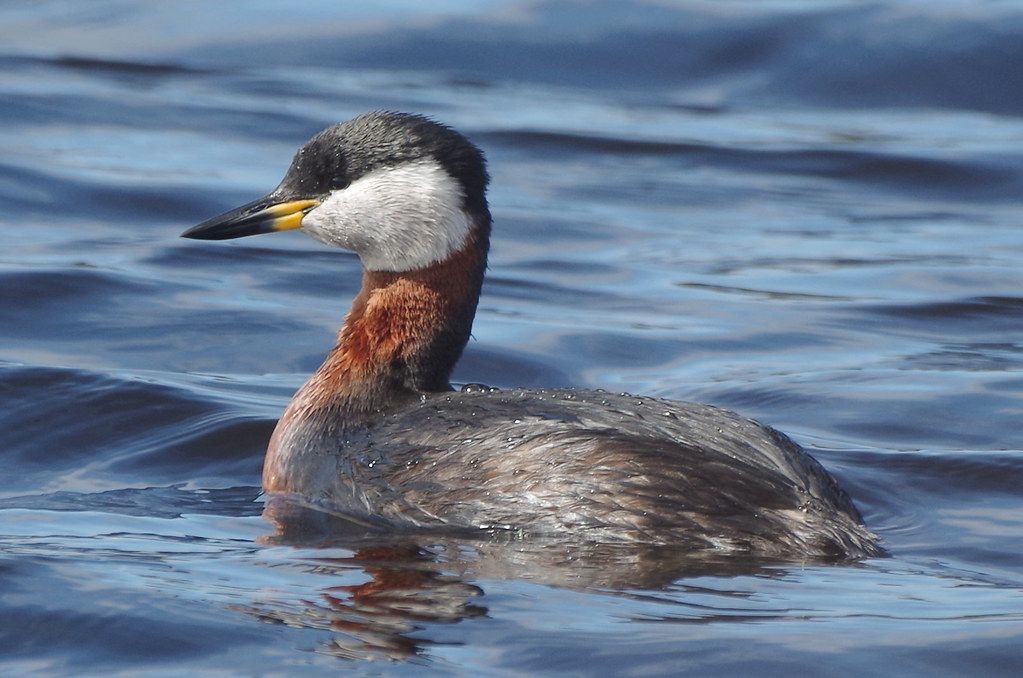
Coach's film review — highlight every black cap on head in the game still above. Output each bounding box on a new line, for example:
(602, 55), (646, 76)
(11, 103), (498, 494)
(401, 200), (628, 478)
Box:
(277, 112), (490, 215)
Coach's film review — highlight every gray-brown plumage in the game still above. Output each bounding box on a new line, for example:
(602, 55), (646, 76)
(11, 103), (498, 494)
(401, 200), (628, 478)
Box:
(184, 111), (882, 561)
(268, 388), (880, 559)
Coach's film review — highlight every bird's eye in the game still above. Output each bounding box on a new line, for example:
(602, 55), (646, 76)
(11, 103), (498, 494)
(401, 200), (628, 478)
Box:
(330, 177), (350, 191)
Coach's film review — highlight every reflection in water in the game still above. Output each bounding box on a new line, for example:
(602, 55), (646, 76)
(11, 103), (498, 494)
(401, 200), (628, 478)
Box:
(234, 543), (486, 661)
(245, 494), (808, 661)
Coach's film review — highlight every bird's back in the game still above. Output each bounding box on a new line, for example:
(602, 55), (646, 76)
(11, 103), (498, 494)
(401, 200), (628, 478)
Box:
(274, 387), (882, 560)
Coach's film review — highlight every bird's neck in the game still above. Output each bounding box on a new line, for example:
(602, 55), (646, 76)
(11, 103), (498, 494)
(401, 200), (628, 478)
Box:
(283, 229), (488, 428)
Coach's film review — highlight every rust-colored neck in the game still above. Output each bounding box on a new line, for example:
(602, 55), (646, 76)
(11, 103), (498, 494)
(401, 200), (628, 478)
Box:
(279, 230), (487, 429)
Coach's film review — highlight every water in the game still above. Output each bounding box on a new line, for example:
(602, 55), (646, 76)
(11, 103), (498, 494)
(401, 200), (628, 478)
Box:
(2, 1), (1023, 674)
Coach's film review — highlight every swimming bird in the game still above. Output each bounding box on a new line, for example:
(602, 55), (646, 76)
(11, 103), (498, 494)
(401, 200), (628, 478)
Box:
(182, 111), (881, 560)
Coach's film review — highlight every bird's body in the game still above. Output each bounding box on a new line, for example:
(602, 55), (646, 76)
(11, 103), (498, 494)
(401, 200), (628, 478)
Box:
(184, 111), (881, 560)
(267, 387), (876, 558)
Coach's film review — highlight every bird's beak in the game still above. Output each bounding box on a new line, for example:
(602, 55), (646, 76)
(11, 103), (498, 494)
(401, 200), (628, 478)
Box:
(181, 195), (320, 240)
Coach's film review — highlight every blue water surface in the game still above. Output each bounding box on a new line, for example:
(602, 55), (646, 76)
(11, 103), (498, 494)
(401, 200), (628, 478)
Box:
(2, 1), (1023, 675)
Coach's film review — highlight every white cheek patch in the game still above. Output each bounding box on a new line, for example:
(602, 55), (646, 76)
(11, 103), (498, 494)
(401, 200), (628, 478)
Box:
(301, 158), (472, 272)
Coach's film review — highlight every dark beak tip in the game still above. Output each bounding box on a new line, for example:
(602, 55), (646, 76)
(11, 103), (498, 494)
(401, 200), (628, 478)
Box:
(179, 212), (255, 241)
(180, 222), (229, 240)
(180, 225), (216, 240)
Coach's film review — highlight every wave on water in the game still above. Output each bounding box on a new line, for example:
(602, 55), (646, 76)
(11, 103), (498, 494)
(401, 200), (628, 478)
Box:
(0, 364), (273, 498)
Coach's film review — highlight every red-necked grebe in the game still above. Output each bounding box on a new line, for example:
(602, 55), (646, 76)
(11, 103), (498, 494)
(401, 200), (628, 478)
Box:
(182, 111), (881, 560)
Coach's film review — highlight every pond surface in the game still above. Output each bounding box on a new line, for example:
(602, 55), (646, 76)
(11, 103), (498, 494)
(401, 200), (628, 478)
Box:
(2, 1), (1022, 675)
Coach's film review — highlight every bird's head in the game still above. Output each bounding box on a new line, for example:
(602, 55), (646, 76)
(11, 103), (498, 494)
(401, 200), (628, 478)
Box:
(182, 112), (490, 273)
